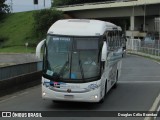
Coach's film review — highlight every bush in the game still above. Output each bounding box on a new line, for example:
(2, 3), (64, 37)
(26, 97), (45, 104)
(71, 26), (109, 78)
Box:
(33, 9), (64, 39)
(0, 36), (8, 47)
(0, 0), (10, 20)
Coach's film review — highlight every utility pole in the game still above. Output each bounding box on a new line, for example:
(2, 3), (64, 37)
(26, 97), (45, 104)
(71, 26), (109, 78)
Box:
(143, 2), (146, 32)
(159, 5), (160, 53)
(44, 0), (45, 8)
(10, 0), (13, 13)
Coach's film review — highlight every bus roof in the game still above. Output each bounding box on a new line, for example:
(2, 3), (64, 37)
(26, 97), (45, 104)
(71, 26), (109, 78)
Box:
(47, 19), (122, 36)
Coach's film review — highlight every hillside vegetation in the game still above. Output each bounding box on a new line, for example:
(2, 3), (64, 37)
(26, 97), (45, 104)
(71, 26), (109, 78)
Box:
(0, 9), (64, 53)
(0, 11), (37, 53)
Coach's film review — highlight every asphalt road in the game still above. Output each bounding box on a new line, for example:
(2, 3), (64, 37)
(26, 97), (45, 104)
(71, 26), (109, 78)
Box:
(0, 54), (37, 67)
(0, 54), (160, 120)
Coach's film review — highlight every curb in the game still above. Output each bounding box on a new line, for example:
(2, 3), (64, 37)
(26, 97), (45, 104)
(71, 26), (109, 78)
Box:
(127, 51), (160, 62)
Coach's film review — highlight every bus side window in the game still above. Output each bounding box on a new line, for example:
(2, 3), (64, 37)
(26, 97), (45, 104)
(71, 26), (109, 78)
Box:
(107, 31), (112, 50)
(117, 31), (119, 47)
(115, 30), (118, 48)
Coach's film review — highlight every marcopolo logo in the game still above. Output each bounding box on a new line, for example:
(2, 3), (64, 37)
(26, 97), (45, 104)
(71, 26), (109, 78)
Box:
(2, 112), (11, 117)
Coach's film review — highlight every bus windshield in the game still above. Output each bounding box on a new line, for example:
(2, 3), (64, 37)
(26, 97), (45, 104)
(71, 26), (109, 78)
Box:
(44, 35), (101, 82)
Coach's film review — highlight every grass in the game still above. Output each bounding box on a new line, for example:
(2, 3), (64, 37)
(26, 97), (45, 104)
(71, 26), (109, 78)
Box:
(0, 11), (40, 53)
(0, 46), (35, 53)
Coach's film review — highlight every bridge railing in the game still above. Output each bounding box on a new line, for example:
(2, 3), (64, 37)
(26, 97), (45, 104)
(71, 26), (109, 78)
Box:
(126, 38), (160, 59)
(56, 0), (137, 8)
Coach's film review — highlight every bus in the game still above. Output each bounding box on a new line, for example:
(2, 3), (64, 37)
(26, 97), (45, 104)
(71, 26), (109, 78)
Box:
(36, 19), (124, 103)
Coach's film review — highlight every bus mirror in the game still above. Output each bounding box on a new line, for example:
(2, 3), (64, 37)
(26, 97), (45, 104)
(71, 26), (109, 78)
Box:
(101, 41), (107, 61)
(36, 39), (46, 60)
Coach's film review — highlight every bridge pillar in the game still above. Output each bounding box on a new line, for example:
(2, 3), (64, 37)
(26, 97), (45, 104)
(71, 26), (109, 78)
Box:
(130, 16), (135, 39)
(130, 16), (135, 31)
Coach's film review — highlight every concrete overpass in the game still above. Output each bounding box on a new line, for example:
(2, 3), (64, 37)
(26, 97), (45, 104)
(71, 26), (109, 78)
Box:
(57, 0), (160, 38)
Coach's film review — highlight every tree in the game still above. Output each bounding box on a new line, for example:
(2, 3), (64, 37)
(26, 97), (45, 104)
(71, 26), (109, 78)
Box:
(0, 0), (10, 19)
(33, 9), (64, 40)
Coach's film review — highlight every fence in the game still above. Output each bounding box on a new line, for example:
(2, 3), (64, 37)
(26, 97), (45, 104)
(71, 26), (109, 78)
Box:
(126, 38), (160, 59)
(0, 61), (42, 80)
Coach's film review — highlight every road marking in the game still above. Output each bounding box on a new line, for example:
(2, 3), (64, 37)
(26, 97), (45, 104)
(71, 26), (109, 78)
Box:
(144, 93), (160, 120)
(0, 92), (29, 103)
(118, 81), (160, 83)
(0, 96), (17, 103)
(18, 92), (28, 96)
(123, 76), (160, 78)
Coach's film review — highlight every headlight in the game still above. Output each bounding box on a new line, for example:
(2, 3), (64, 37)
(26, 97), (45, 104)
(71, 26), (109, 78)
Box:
(88, 84), (99, 90)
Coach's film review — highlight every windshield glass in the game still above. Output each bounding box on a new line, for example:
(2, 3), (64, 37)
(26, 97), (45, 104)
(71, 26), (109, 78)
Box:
(44, 35), (100, 82)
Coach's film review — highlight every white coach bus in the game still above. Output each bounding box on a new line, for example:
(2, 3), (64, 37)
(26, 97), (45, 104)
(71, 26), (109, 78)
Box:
(36, 19), (124, 103)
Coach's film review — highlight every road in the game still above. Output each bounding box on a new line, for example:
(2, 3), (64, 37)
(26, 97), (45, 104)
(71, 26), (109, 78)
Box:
(0, 54), (37, 67)
(0, 54), (160, 120)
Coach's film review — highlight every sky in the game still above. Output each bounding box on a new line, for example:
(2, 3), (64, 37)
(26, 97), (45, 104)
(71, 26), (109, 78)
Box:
(5, 0), (52, 13)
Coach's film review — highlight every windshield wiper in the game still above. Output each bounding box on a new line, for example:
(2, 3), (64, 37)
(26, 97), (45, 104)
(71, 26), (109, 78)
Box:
(52, 72), (60, 81)
(78, 54), (84, 80)
(59, 61), (69, 76)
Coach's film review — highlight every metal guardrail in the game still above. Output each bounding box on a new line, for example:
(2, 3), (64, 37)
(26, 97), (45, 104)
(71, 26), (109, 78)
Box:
(127, 38), (160, 59)
(129, 46), (160, 57)
(56, 0), (137, 8)
(0, 61), (42, 80)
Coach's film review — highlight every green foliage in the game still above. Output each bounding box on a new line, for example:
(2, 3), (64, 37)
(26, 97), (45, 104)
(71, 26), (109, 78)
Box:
(33, 9), (64, 39)
(0, 11), (36, 49)
(0, 0), (10, 19)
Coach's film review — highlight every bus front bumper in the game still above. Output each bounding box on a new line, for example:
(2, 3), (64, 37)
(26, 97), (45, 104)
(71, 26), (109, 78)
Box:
(42, 86), (101, 103)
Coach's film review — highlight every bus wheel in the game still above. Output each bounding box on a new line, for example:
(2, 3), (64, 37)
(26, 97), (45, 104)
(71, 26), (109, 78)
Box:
(52, 100), (61, 103)
(99, 81), (107, 103)
(113, 71), (118, 89)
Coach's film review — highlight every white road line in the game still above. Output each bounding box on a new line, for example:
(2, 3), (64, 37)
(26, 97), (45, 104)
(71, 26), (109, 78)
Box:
(122, 76), (160, 78)
(0, 92), (29, 103)
(118, 81), (160, 83)
(154, 105), (160, 120)
(144, 93), (160, 120)
(0, 96), (17, 103)
(18, 92), (28, 96)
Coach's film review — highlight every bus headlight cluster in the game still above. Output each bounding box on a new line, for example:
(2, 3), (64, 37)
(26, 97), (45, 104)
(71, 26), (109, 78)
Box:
(91, 95), (98, 100)
(88, 84), (99, 90)
(94, 95), (98, 99)
(42, 92), (46, 96)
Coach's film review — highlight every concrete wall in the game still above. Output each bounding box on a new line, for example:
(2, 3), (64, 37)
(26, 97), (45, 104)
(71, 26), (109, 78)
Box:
(0, 71), (42, 97)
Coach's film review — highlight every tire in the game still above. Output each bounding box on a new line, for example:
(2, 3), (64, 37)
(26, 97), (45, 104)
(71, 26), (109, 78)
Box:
(99, 81), (107, 103)
(52, 100), (61, 103)
(113, 71), (118, 89)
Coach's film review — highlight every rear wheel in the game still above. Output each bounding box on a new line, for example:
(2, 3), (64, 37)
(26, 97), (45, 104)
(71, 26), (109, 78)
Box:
(113, 71), (118, 89)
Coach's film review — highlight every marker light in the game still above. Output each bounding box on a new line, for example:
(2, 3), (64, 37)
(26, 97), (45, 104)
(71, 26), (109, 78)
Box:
(42, 92), (46, 96)
(94, 95), (98, 99)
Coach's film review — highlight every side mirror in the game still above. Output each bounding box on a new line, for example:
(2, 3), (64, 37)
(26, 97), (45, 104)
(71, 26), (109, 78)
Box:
(36, 39), (46, 60)
(101, 41), (107, 61)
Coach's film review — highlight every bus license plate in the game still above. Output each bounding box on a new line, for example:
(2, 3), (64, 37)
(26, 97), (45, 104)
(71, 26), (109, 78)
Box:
(64, 95), (74, 99)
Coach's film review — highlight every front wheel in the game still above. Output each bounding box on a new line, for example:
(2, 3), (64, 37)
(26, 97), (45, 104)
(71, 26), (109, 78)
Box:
(99, 81), (107, 103)
(52, 100), (62, 104)
(113, 71), (118, 89)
